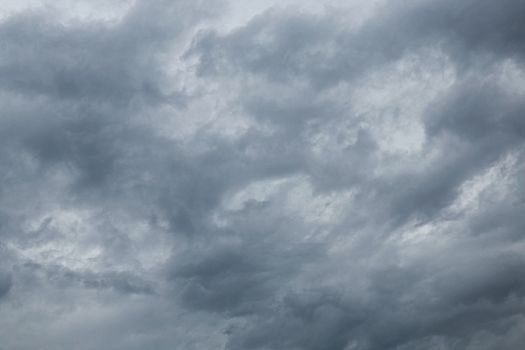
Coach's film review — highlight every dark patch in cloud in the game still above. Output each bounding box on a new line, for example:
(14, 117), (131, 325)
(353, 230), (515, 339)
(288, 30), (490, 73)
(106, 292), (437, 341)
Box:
(0, 270), (12, 299)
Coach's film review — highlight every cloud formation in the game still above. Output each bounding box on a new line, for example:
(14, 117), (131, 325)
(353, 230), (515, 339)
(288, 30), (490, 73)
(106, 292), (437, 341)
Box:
(0, 0), (524, 349)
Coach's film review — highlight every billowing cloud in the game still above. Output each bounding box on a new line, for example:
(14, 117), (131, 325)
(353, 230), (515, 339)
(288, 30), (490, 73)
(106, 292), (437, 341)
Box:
(0, 0), (524, 349)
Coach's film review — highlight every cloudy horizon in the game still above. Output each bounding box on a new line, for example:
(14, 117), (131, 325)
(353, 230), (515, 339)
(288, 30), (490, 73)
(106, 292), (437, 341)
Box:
(0, 1), (524, 349)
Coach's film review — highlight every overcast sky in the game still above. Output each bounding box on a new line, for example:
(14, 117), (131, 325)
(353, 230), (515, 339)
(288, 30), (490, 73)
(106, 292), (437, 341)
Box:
(0, 1), (524, 349)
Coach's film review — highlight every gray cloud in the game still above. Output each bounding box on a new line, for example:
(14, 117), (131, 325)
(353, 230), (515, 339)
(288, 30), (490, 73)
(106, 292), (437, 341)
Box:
(0, 270), (12, 299)
(0, 0), (524, 349)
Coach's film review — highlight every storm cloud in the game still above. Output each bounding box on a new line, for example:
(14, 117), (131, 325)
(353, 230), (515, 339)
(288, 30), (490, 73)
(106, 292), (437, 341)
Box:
(0, 0), (524, 349)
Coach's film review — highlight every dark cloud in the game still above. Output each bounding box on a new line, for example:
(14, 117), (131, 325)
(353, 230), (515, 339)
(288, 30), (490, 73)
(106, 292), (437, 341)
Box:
(0, 270), (12, 299)
(0, 0), (524, 349)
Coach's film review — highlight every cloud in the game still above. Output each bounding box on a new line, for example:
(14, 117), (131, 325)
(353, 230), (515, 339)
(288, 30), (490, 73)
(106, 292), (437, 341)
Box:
(0, 0), (524, 349)
(0, 270), (12, 299)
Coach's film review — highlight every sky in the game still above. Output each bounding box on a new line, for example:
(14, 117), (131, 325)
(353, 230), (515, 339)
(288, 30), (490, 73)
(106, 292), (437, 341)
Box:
(0, 0), (524, 349)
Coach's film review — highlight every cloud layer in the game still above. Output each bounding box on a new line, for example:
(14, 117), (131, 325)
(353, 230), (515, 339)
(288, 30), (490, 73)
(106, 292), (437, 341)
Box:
(1, 1), (524, 349)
